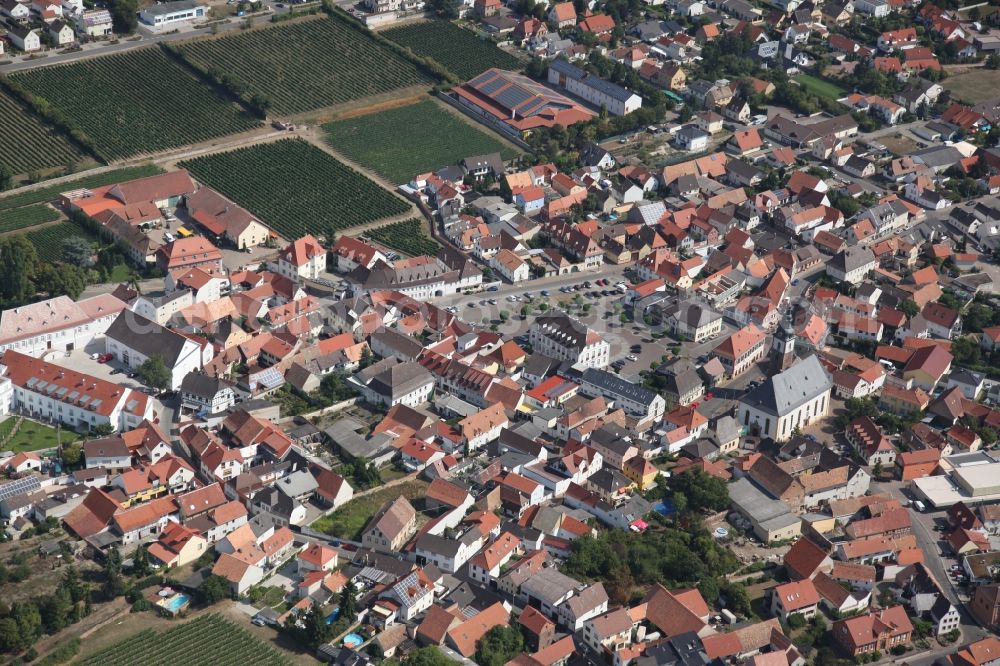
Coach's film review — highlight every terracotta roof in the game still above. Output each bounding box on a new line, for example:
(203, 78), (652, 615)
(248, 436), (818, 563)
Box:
(447, 602), (510, 656)
(784, 537), (830, 580)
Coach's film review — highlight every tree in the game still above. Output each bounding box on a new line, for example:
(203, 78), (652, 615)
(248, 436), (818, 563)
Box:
(0, 617), (19, 653)
(62, 237), (96, 268)
(302, 602), (332, 649)
(786, 612), (807, 630)
(61, 442), (83, 468)
(474, 625), (525, 666)
(668, 468), (730, 513)
(102, 548), (124, 599)
(720, 581), (752, 617)
(872, 460), (883, 478)
(406, 647), (455, 666)
(137, 355), (171, 391)
(899, 299), (920, 318)
(132, 544), (150, 576)
(108, 0), (138, 33)
(339, 583), (358, 623)
(0, 165), (12, 192)
(198, 575), (231, 605)
(36, 263), (88, 300)
(0, 236), (38, 305)
(92, 423), (115, 437)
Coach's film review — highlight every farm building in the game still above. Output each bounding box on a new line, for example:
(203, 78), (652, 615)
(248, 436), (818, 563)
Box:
(452, 68), (594, 139)
(138, 0), (206, 26)
(74, 9), (113, 37)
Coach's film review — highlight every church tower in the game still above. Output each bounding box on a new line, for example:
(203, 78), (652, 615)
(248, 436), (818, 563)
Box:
(771, 319), (796, 371)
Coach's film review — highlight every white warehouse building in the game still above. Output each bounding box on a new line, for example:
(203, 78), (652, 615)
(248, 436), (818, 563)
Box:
(548, 59), (643, 116)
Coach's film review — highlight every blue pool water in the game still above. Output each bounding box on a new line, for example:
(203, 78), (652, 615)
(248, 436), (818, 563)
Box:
(163, 593), (190, 613)
(325, 608), (341, 625)
(343, 633), (363, 648)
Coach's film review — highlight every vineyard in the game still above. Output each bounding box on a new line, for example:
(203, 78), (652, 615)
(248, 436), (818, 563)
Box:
(175, 17), (433, 115)
(0, 89), (84, 176)
(0, 204), (60, 234)
(75, 614), (295, 666)
(365, 219), (440, 257)
(0, 165), (163, 212)
(324, 99), (513, 184)
(26, 221), (98, 262)
(381, 21), (522, 81)
(180, 139), (410, 239)
(11, 48), (260, 161)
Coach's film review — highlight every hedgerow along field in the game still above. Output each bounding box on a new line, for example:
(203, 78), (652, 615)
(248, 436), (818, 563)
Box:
(74, 614), (295, 666)
(180, 139), (411, 240)
(324, 99), (515, 184)
(0, 204), (60, 234)
(381, 21), (523, 81)
(175, 16), (434, 115)
(365, 219), (440, 257)
(11, 48), (260, 161)
(0, 89), (84, 176)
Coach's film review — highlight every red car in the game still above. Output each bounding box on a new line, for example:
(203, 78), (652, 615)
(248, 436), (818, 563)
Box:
(97, 353), (113, 363)
(704, 392), (714, 401)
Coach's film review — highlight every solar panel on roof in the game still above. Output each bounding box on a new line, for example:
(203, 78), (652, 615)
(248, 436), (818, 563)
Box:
(79, 394), (91, 404)
(45, 384), (58, 394)
(56, 387), (68, 396)
(34, 381), (47, 392)
(0, 477), (41, 502)
(68, 391), (79, 401)
(126, 399), (138, 411)
(496, 86), (533, 110)
(478, 77), (507, 95)
(25, 377), (38, 388)
(90, 399), (102, 409)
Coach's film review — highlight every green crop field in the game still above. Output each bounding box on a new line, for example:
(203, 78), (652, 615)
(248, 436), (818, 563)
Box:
(0, 165), (164, 212)
(176, 17), (433, 115)
(0, 89), (84, 176)
(25, 221), (99, 262)
(0, 204), (60, 234)
(382, 20), (522, 81)
(793, 74), (846, 101)
(12, 48), (260, 160)
(365, 219), (439, 257)
(74, 614), (294, 666)
(180, 139), (410, 239)
(324, 99), (513, 184)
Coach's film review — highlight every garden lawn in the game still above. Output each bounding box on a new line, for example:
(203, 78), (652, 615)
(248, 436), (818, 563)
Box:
(311, 480), (427, 540)
(179, 139), (410, 239)
(793, 74), (846, 101)
(324, 98), (514, 184)
(382, 20), (523, 81)
(1, 418), (81, 453)
(944, 68), (1000, 104)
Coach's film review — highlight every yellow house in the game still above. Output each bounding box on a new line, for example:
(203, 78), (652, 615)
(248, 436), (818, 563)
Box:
(624, 456), (659, 491)
(147, 522), (208, 568)
(227, 219), (272, 250)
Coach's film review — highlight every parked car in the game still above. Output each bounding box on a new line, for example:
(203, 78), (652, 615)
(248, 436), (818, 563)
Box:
(97, 353), (113, 363)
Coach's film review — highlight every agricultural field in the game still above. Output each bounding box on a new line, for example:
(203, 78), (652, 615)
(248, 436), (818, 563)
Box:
(365, 219), (439, 257)
(381, 20), (522, 81)
(793, 74), (846, 101)
(0, 89), (85, 176)
(26, 221), (99, 262)
(75, 614), (295, 666)
(0, 204), (60, 235)
(11, 48), (260, 161)
(176, 17), (433, 115)
(324, 98), (514, 184)
(180, 139), (410, 239)
(944, 68), (999, 104)
(0, 165), (163, 212)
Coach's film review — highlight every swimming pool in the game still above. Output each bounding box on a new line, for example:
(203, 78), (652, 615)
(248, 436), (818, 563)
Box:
(343, 633), (364, 648)
(160, 593), (191, 614)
